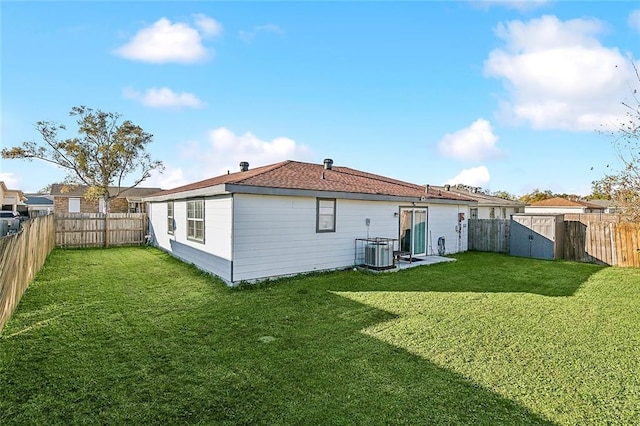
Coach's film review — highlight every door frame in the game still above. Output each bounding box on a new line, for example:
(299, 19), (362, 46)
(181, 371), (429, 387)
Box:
(399, 207), (428, 256)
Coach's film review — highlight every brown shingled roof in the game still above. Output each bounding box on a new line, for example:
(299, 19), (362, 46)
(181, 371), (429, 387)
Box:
(153, 160), (474, 201)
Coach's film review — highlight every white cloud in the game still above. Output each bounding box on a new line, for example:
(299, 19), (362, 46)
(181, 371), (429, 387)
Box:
(484, 15), (636, 131)
(114, 15), (222, 63)
(437, 119), (502, 162)
(193, 13), (223, 37)
(123, 87), (205, 109)
(0, 172), (20, 188)
(239, 24), (284, 43)
(445, 166), (491, 187)
(181, 127), (312, 179)
(145, 166), (189, 189)
(629, 10), (640, 32)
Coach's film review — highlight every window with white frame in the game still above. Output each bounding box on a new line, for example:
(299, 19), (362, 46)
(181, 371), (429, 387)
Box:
(69, 197), (81, 213)
(316, 198), (336, 232)
(187, 199), (204, 242)
(470, 208), (478, 219)
(502, 207), (507, 219)
(489, 207), (495, 219)
(167, 201), (174, 235)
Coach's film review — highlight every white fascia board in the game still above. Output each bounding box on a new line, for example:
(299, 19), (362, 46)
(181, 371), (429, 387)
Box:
(144, 184), (228, 202)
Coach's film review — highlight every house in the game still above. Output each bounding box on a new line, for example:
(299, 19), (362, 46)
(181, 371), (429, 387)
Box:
(50, 184), (162, 213)
(144, 159), (476, 285)
(24, 194), (54, 216)
(429, 184), (526, 219)
(0, 181), (27, 214)
(524, 197), (607, 214)
(583, 199), (619, 214)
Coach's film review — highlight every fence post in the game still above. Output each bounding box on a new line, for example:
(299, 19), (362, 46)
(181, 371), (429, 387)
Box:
(105, 214), (110, 248)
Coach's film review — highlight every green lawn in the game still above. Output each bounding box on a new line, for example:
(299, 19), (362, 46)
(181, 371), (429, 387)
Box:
(1, 248), (638, 425)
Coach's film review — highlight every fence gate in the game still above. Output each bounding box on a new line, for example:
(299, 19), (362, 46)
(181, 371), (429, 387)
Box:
(510, 214), (564, 260)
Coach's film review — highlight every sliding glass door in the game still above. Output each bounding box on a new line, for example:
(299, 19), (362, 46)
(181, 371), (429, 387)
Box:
(399, 208), (427, 256)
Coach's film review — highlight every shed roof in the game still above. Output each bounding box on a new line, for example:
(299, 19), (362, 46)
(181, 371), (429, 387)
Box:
(149, 160), (475, 202)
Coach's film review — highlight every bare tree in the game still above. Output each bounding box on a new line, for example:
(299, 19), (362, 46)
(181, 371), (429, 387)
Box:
(593, 61), (640, 221)
(2, 106), (164, 211)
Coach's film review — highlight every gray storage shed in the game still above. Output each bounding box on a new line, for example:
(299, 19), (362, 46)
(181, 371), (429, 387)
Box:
(510, 214), (564, 260)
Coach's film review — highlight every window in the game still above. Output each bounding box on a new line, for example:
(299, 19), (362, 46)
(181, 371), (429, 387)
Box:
(502, 207), (507, 219)
(489, 207), (495, 219)
(129, 202), (145, 213)
(167, 201), (174, 235)
(470, 208), (478, 219)
(69, 198), (80, 213)
(187, 199), (204, 242)
(316, 198), (336, 232)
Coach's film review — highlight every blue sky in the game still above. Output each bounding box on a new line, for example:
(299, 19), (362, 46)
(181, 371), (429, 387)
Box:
(2, 1), (639, 196)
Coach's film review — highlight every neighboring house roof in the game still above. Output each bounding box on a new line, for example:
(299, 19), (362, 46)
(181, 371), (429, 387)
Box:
(429, 185), (526, 207)
(583, 199), (617, 209)
(24, 194), (54, 206)
(146, 160), (477, 203)
(50, 184), (162, 199)
(528, 197), (603, 209)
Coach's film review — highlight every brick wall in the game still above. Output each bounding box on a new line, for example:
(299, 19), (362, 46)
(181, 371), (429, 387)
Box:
(53, 197), (130, 213)
(109, 198), (129, 213)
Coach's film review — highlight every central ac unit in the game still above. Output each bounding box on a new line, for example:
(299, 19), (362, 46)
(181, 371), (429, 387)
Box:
(365, 241), (393, 269)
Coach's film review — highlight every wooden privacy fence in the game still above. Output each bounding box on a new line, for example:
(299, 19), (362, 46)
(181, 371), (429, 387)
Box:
(0, 215), (55, 332)
(468, 219), (510, 253)
(469, 217), (640, 267)
(55, 213), (147, 248)
(564, 213), (621, 223)
(564, 220), (640, 267)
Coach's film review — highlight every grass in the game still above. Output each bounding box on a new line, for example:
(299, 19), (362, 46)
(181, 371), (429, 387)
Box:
(1, 248), (638, 425)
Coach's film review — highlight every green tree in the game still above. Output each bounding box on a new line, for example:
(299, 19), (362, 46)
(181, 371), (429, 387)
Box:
(2, 106), (164, 211)
(489, 190), (518, 201)
(585, 184), (611, 200)
(518, 188), (555, 204)
(592, 61), (640, 220)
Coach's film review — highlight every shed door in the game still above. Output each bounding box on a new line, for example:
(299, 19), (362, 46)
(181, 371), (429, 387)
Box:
(510, 215), (556, 260)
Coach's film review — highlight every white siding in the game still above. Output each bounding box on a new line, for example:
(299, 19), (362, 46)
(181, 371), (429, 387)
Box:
(231, 194), (470, 283)
(148, 196), (233, 282)
(150, 192), (471, 284)
(427, 204), (468, 255)
(524, 206), (584, 214)
(232, 195), (401, 282)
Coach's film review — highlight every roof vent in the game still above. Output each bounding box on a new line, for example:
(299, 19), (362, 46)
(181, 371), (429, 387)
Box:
(444, 184), (451, 191)
(240, 161), (249, 172)
(323, 158), (333, 170)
